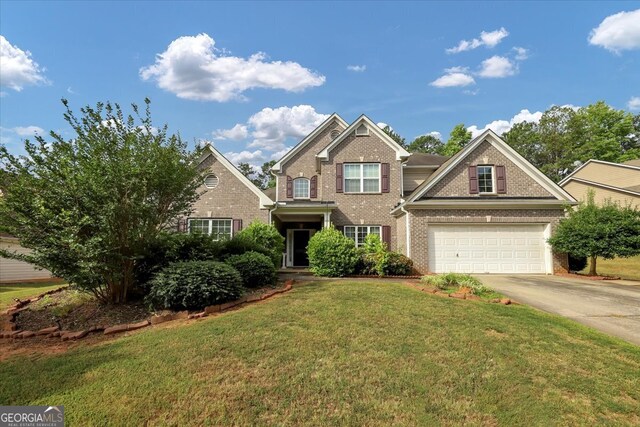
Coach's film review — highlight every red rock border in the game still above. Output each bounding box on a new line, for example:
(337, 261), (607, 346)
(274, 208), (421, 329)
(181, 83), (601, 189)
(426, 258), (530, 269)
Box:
(414, 285), (517, 305)
(1, 280), (294, 341)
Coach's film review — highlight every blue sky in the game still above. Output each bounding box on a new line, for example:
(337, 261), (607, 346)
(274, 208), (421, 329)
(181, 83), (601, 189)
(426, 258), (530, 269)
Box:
(1, 1), (639, 166)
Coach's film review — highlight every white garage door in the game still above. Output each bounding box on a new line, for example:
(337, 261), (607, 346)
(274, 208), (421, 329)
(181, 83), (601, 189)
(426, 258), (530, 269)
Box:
(427, 224), (548, 274)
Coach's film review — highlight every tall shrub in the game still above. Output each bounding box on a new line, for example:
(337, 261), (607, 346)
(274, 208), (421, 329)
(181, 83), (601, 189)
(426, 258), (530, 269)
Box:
(307, 226), (359, 277)
(235, 221), (285, 268)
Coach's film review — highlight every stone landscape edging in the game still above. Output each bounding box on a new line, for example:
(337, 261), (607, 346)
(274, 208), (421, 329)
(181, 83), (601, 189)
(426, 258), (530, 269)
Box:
(0, 280), (294, 341)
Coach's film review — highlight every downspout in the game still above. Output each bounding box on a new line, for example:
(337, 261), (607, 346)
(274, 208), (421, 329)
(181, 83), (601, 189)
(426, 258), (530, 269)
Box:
(400, 205), (411, 258)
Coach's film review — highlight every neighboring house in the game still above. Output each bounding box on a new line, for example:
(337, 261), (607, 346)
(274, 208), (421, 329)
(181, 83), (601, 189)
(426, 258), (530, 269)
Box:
(0, 234), (53, 283)
(191, 114), (576, 274)
(558, 159), (640, 208)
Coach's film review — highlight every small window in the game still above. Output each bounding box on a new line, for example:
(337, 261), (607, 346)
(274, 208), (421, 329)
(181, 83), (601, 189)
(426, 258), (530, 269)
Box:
(330, 129), (341, 140)
(477, 165), (494, 193)
(204, 174), (219, 189)
(355, 123), (369, 136)
(293, 177), (310, 199)
(188, 218), (232, 241)
(344, 225), (381, 247)
(344, 163), (380, 193)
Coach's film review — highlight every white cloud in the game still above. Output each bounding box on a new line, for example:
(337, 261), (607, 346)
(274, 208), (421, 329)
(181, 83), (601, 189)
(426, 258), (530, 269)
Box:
(247, 105), (329, 150)
(347, 65), (366, 72)
(377, 122), (388, 129)
(467, 109), (543, 137)
(428, 131), (442, 140)
(12, 125), (44, 137)
(628, 96), (640, 111)
(212, 123), (248, 141)
(223, 149), (267, 165)
(513, 47), (529, 60)
(140, 33), (326, 102)
(0, 36), (49, 91)
(430, 67), (476, 87)
(477, 55), (517, 78)
(446, 27), (509, 54)
(588, 9), (640, 53)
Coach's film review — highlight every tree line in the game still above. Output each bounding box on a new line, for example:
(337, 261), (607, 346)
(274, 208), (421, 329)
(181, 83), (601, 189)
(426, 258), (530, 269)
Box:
(383, 101), (640, 182)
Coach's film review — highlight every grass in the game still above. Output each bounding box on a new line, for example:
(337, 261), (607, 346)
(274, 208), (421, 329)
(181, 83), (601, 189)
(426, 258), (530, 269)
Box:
(0, 281), (66, 311)
(1, 281), (639, 425)
(580, 255), (640, 281)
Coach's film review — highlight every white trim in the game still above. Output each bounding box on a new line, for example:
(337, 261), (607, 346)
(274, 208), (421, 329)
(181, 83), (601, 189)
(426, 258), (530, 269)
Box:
(543, 223), (553, 275)
(199, 144), (274, 208)
(317, 115), (410, 162)
(406, 130), (576, 204)
(560, 177), (640, 197)
(355, 123), (370, 136)
(400, 206), (411, 258)
(286, 228), (314, 267)
(187, 218), (233, 240)
(271, 113), (348, 172)
(293, 177), (310, 199)
(394, 199), (570, 211)
(477, 165), (496, 195)
(343, 225), (382, 247)
(559, 159), (640, 186)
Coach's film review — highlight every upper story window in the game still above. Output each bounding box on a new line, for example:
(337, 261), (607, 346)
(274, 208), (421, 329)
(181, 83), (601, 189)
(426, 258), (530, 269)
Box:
(344, 163), (380, 193)
(293, 177), (310, 199)
(204, 174), (219, 189)
(477, 165), (495, 194)
(355, 123), (369, 136)
(188, 218), (232, 241)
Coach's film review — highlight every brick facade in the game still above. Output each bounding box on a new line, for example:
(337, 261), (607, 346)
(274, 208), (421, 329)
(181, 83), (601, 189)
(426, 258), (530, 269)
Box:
(408, 208), (568, 273)
(424, 140), (553, 198)
(190, 154), (269, 229)
(321, 132), (403, 250)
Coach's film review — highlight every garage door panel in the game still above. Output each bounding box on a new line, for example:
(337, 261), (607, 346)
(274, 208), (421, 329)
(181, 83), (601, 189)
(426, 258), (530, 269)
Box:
(428, 224), (548, 274)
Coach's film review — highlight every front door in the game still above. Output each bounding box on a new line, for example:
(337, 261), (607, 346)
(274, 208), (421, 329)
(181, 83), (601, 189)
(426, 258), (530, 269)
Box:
(292, 230), (311, 267)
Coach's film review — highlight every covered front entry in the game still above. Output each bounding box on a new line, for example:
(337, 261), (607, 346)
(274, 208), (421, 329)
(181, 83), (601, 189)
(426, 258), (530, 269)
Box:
(270, 201), (336, 268)
(427, 224), (552, 274)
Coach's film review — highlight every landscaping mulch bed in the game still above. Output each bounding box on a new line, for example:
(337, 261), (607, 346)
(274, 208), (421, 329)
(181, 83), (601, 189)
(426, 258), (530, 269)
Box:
(14, 289), (150, 333)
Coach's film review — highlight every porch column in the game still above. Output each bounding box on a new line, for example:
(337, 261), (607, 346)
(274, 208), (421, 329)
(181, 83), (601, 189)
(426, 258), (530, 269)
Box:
(323, 211), (332, 228)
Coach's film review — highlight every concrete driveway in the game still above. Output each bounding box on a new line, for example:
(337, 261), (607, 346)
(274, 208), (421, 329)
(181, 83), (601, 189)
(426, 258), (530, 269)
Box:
(474, 275), (640, 346)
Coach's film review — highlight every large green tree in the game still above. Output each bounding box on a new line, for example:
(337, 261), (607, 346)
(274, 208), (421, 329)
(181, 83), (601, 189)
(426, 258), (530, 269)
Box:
(382, 126), (406, 147)
(0, 99), (202, 303)
(503, 102), (639, 182)
(441, 124), (472, 156)
(237, 160), (276, 189)
(547, 193), (640, 276)
(406, 134), (444, 154)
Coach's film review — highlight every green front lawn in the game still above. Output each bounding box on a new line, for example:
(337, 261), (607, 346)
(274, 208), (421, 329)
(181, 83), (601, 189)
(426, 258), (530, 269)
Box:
(0, 281), (65, 311)
(1, 281), (638, 425)
(581, 255), (640, 281)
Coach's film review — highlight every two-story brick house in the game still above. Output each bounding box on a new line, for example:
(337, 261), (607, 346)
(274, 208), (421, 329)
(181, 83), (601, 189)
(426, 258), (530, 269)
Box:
(190, 114), (576, 274)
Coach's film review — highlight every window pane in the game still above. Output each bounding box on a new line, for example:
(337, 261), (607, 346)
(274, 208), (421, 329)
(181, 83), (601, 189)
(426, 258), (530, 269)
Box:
(369, 226), (381, 237)
(363, 178), (379, 192)
(344, 226), (356, 243)
(345, 178), (361, 193)
(357, 227), (367, 246)
(344, 164), (361, 179)
(363, 164), (379, 178)
(293, 178), (309, 198)
(189, 219), (208, 234)
(478, 166), (493, 193)
(210, 219), (232, 241)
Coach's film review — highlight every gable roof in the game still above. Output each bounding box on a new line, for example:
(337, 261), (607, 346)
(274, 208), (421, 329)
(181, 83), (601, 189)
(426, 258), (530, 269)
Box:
(316, 115), (411, 162)
(199, 144), (274, 208)
(558, 159), (640, 186)
(404, 129), (576, 204)
(271, 113), (348, 172)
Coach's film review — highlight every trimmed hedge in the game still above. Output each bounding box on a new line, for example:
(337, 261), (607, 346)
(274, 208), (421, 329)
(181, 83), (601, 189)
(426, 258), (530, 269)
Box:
(225, 251), (276, 288)
(307, 227), (359, 277)
(145, 261), (243, 310)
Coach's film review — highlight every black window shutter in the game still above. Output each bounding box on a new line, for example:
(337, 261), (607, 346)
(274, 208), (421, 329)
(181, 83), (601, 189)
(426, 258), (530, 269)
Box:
(381, 163), (390, 193)
(468, 166), (479, 194)
(496, 165), (507, 194)
(310, 175), (318, 198)
(286, 175), (293, 198)
(382, 225), (391, 247)
(336, 163), (343, 193)
(232, 219), (243, 234)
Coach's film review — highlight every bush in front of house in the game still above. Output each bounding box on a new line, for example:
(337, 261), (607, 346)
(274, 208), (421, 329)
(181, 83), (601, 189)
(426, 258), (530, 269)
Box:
(376, 251), (414, 276)
(235, 221), (285, 268)
(307, 226), (359, 277)
(225, 251), (277, 288)
(135, 232), (224, 292)
(421, 273), (489, 295)
(568, 254), (588, 272)
(145, 261), (243, 310)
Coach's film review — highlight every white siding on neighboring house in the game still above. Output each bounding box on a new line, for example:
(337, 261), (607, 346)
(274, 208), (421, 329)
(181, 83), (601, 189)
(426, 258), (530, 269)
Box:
(0, 238), (53, 283)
